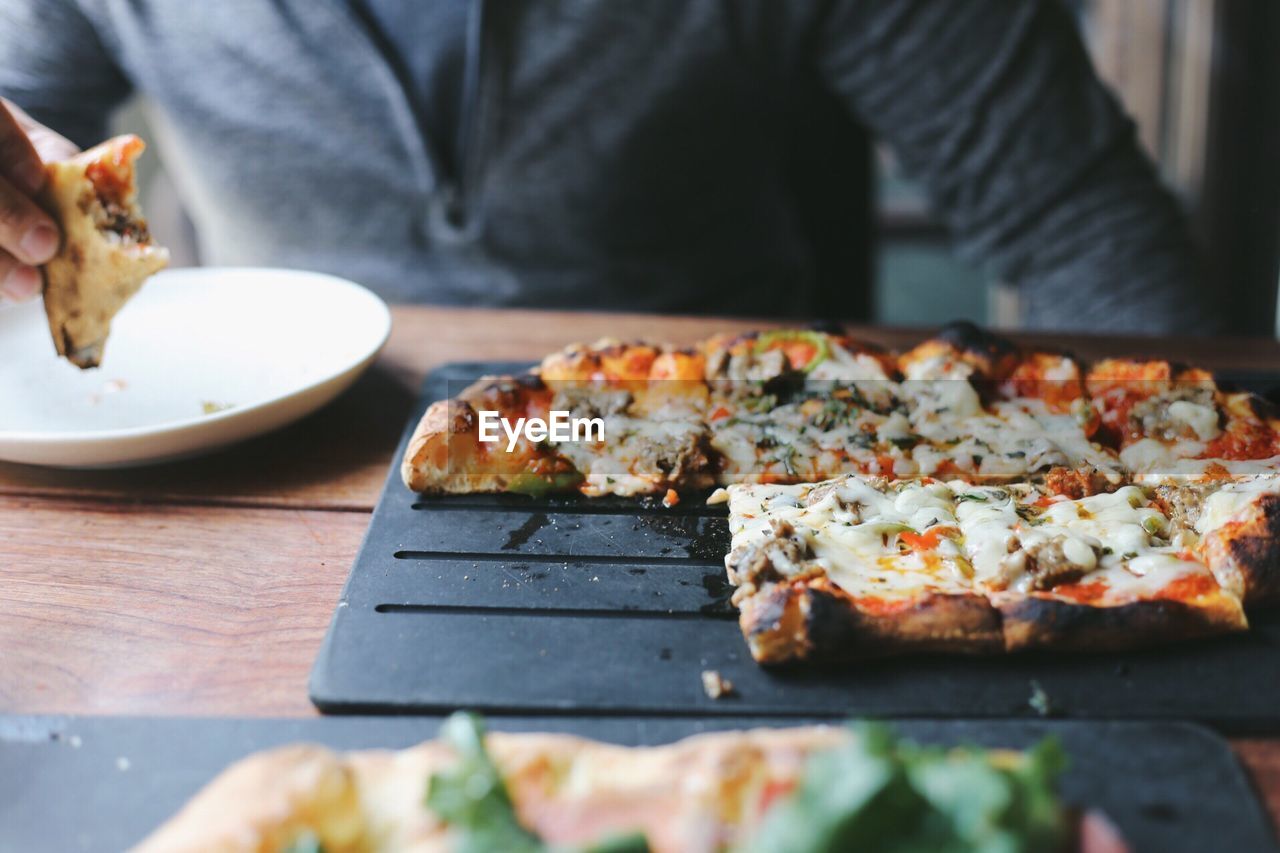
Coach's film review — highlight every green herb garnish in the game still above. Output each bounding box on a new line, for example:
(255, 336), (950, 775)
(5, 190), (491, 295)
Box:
(507, 470), (584, 498)
(753, 330), (831, 373)
(1028, 681), (1054, 717)
(427, 713), (650, 853)
(888, 434), (923, 450)
(775, 444), (799, 477)
(746, 723), (1068, 853)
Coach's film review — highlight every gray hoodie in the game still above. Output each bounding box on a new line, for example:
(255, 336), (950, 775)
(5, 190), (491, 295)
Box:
(0, 0), (1214, 332)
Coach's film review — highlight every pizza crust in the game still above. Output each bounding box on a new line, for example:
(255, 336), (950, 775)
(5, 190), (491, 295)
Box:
(38, 135), (169, 369)
(739, 579), (1003, 664)
(402, 376), (572, 495)
(1201, 489), (1280, 607)
(996, 593), (1248, 652)
(131, 744), (366, 853)
(134, 727), (847, 853)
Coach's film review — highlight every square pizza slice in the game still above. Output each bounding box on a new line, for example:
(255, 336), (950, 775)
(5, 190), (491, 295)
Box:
(538, 339), (715, 496)
(702, 330), (906, 484)
(401, 374), (585, 496)
(1086, 358), (1280, 482)
(896, 325), (1123, 485)
(1178, 474), (1280, 607)
(720, 477), (1003, 663)
(720, 474), (1250, 664)
(403, 340), (717, 497)
(952, 483), (1247, 652)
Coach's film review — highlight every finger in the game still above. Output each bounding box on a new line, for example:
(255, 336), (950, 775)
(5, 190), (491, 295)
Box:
(2, 99), (77, 164)
(0, 172), (58, 266)
(1079, 810), (1130, 853)
(0, 99), (50, 195)
(0, 250), (41, 302)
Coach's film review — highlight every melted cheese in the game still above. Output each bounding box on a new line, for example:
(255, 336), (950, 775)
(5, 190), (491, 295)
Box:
(554, 414), (706, 496)
(729, 475), (1224, 608)
(1166, 400), (1221, 441)
(807, 343), (891, 382)
(708, 392), (889, 483)
(1120, 437), (1208, 475)
(899, 378), (983, 418)
(1195, 475), (1280, 535)
(727, 480), (970, 598)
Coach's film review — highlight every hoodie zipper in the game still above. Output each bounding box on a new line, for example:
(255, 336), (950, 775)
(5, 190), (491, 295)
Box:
(439, 0), (488, 236)
(324, 0), (489, 240)
(319, 0), (436, 197)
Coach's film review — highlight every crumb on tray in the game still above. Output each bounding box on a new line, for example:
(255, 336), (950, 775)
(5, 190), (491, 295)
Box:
(701, 669), (735, 700)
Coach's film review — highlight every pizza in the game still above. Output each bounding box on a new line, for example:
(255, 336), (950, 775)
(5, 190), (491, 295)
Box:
(402, 322), (1280, 496)
(718, 475), (1272, 663)
(136, 713), (1100, 853)
(401, 322), (1280, 662)
(37, 134), (169, 368)
(1086, 359), (1280, 481)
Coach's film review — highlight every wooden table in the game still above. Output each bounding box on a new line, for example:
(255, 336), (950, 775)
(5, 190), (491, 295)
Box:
(3, 306), (1280, 826)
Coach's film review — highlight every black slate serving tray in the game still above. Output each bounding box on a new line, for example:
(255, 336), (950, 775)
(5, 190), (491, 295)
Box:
(309, 363), (1280, 728)
(1, 715), (1274, 853)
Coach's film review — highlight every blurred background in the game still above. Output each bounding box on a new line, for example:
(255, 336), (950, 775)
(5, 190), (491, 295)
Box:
(116, 0), (1278, 336)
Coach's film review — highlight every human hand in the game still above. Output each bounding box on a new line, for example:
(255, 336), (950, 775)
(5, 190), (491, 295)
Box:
(0, 99), (77, 302)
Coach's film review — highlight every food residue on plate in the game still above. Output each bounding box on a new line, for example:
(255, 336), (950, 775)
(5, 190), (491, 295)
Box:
(201, 401), (235, 416)
(87, 378), (129, 406)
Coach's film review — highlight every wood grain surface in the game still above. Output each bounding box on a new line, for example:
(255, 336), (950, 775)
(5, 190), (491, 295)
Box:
(2, 306), (1279, 829)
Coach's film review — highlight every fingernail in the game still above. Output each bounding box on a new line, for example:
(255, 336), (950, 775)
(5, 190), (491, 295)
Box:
(0, 264), (40, 301)
(19, 223), (58, 264)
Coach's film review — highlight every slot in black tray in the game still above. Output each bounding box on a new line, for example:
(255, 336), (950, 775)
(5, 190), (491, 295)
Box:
(309, 362), (1280, 728)
(2, 715), (1273, 853)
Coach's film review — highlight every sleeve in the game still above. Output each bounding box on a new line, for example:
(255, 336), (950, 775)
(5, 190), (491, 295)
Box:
(812, 0), (1219, 334)
(0, 0), (132, 149)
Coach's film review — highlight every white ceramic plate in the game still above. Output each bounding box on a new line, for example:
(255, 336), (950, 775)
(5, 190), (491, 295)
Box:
(0, 267), (391, 468)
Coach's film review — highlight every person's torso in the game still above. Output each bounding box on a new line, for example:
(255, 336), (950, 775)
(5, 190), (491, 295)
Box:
(93, 0), (872, 315)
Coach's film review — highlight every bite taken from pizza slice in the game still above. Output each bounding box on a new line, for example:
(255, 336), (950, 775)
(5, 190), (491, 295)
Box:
(38, 134), (169, 369)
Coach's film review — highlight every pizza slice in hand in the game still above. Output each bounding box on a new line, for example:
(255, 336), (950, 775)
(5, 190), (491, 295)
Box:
(38, 134), (169, 368)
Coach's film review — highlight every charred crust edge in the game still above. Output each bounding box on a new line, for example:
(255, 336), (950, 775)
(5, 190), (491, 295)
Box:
(998, 596), (1244, 651)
